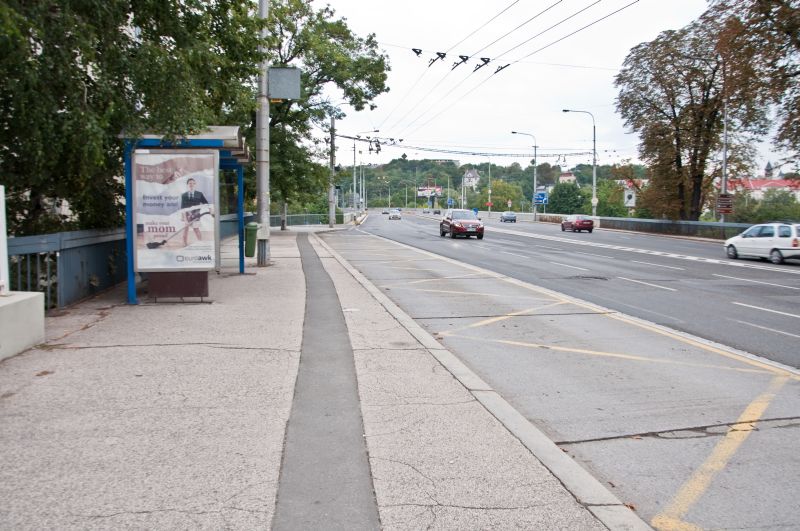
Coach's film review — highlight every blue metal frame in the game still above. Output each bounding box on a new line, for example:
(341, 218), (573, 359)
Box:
(123, 138), (247, 304)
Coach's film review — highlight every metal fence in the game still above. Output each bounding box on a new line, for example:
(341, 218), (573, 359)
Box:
(7, 229), (127, 309)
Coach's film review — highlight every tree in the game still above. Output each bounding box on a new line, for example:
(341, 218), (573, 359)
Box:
(548, 182), (585, 214)
(711, 0), (800, 158)
(615, 18), (766, 221)
(595, 180), (628, 217)
(1, 0), (263, 235)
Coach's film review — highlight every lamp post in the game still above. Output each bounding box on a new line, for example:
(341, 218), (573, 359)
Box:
(354, 129), (378, 213)
(511, 131), (538, 221)
(562, 109), (597, 216)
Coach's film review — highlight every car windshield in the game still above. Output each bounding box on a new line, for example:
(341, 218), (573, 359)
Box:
(452, 210), (478, 220)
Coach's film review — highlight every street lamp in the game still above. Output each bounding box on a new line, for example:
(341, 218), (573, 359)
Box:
(511, 131), (538, 221)
(354, 129), (378, 213)
(562, 109), (597, 216)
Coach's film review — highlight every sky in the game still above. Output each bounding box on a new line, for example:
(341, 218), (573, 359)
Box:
(310, 0), (783, 175)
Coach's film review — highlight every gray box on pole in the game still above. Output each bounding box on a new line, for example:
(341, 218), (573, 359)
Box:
(268, 67), (301, 100)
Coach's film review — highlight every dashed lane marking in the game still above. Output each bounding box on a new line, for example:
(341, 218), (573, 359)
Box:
(550, 261), (589, 271)
(732, 302), (800, 319)
(713, 273), (800, 290)
(618, 276), (677, 292)
(631, 260), (685, 270)
(731, 319), (800, 340)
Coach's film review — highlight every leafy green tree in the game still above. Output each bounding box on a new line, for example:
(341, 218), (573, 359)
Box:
(596, 180), (628, 217)
(0, 0), (263, 235)
(711, 0), (800, 158)
(615, 17), (765, 221)
(548, 182), (585, 214)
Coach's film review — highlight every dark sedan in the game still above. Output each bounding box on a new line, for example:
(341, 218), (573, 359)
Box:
(561, 214), (594, 233)
(500, 211), (517, 222)
(440, 209), (484, 239)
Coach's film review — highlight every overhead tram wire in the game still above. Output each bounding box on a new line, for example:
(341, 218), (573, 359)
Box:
(402, 0), (642, 139)
(376, 0), (524, 131)
(386, 0), (565, 137)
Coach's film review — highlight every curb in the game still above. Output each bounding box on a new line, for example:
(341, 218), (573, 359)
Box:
(311, 232), (652, 531)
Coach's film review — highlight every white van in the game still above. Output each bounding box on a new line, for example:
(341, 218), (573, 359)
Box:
(725, 222), (800, 264)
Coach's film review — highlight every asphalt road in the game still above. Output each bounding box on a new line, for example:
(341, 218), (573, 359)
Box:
(320, 215), (800, 530)
(363, 211), (800, 369)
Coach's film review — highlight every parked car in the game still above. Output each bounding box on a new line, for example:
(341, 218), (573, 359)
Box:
(381, 209), (389, 214)
(388, 209), (402, 220)
(561, 214), (594, 233)
(440, 209), (484, 239)
(500, 211), (517, 223)
(433, 209), (441, 215)
(423, 208), (430, 213)
(724, 222), (800, 264)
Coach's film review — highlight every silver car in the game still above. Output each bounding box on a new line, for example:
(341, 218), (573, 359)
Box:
(500, 211), (517, 223)
(725, 222), (800, 264)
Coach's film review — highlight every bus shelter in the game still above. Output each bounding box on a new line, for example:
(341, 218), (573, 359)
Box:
(123, 126), (250, 304)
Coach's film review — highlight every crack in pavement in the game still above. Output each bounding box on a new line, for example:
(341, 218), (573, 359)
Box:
(556, 416), (800, 445)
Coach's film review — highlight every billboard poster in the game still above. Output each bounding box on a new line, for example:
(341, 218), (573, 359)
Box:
(132, 150), (219, 272)
(417, 186), (443, 198)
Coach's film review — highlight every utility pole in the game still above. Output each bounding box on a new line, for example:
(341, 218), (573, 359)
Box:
(328, 116), (336, 228)
(256, 0), (270, 264)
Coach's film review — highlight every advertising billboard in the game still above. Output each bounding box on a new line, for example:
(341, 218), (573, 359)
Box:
(132, 150), (219, 272)
(417, 186), (443, 198)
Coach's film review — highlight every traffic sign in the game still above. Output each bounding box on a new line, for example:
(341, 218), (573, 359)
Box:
(507, 200), (512, 208)
(485, 201), (493, 207)
(534, 192), (548, 205)
(717, 193), (734, 214)
(447, 197), (454, 206)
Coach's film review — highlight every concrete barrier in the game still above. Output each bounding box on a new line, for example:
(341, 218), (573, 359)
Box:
(0, 291), (44, 361)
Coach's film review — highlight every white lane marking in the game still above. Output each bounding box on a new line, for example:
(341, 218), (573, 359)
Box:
(551, 262), (589, 271)
(501, 251), (532, 259)
(713, 274), (800, 291)
(574, 251), (616, 259)
(732, 319), (800, 339)
(618, 277), (677, 291)
(732, 302), (800, 319)
(486, 226), (800, 275)
(537, 245), (565, 251)
(631, 260), (686, 271)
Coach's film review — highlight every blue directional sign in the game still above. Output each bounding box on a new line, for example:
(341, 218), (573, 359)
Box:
(447, 197), (454, 206)
(534, 192), (548, 205)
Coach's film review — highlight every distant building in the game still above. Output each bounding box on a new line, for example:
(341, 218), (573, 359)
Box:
(728, 177), (800, 201)
(462, 168), (481, 190)
(558, 172), (577, 184)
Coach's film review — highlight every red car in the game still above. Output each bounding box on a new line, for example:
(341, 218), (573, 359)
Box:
(561, 214), (594, 233)
(440, 209), (485, 239)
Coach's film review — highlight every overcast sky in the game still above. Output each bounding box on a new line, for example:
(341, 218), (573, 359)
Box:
(310, 0), (781, 175)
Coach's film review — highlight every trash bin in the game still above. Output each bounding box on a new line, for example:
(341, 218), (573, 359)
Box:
(245, 222), (258, 257)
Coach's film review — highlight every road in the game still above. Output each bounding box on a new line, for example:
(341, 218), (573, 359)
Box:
(319, 212), (800, 530)
(366, 210), (800, 368)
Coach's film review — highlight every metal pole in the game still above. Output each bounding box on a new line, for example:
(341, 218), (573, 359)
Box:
(328, 116), (336, 227)
(721, 98), (728, 223)
(562, 110), (597, 216)
(592, 122), (597, 217)
(352, 140), (357, 213)
(487, 160), (492, 217)
(533, 144), (538, 221)
(0, 185), (9, 294)
(256, 0), (270, 264)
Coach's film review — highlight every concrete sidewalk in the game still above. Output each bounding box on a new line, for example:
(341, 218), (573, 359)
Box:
(0, 229), (646, 530)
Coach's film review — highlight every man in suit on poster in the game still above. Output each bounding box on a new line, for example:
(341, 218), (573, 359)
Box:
(180, 177), (209, 246)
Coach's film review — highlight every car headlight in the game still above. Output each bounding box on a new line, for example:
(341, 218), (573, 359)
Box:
(478, 223), (484, 228)
(454, 222), (462, 228)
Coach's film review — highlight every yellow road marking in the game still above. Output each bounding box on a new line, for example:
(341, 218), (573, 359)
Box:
(602, 313), (800, 381)
(447, 335), (773, 375)
(387, 287), (555, 300)
(404, 272), (489, 285)
(651, 376), (789, 530)
(440, 302), (569, 336)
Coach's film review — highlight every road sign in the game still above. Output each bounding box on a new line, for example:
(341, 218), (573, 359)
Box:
(447, 197), (454, 206)
(534, 192), (548, 205)
(507, 200), (512, 208)
(485, 201), (493, 207)
(717, 193), (734, 214)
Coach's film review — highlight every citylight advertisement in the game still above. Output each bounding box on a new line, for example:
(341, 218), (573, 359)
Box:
(132, 150), (219, 272)
(417, 186), (443, 198)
